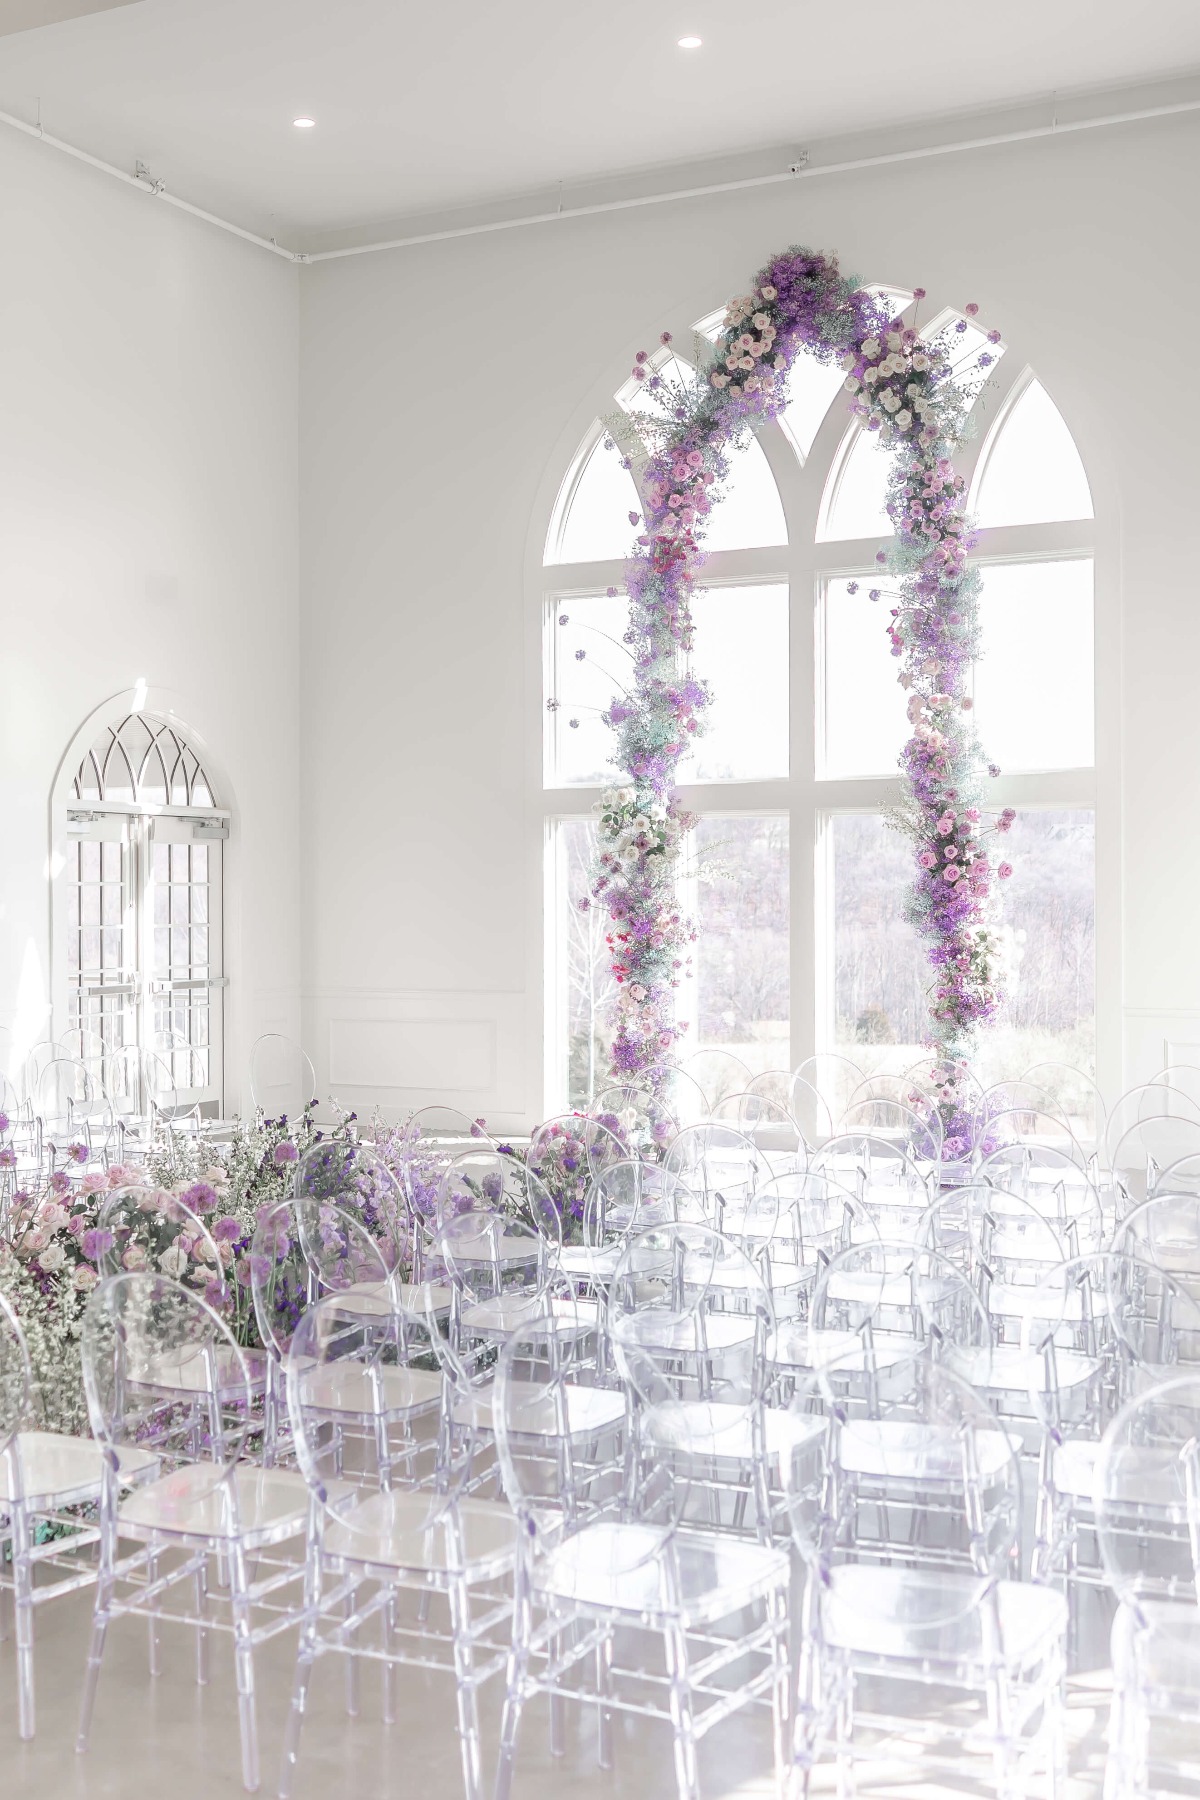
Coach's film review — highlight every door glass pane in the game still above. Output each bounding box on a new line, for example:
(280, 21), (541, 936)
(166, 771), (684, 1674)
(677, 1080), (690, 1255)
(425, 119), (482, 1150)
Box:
(692, 817), (789, 1082)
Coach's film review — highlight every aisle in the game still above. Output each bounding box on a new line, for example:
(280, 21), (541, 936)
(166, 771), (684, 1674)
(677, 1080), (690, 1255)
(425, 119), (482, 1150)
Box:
(0, 1591), (1110, 1800)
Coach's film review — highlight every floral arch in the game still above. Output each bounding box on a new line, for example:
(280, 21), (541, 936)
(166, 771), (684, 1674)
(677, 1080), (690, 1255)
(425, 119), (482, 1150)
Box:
(542, 248), (1096, 1143)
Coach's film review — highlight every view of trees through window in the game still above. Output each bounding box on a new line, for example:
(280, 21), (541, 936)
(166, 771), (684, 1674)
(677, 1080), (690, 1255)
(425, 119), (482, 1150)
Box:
(545, 296), (1097, 1109)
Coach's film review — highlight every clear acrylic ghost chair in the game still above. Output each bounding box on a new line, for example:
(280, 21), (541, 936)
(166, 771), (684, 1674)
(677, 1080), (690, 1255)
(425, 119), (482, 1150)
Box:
(591, 1083), (680, 1157)
(436, 1145), (536, 1223)
(292, 1137), (408, 1270)
(36, 1054), (112, 1171)
(556, 1159), (691, 1287)
(840, 1095), (943, 1164)
(76, 1273), (312, 1791)
(0, 1291), (158, 1738)
(783, 1350), (1067, 1799)
(610, 1221), (815, 1542)
(633, 1062), (712, 1127)
(95, 1188), (272, 1457)
(777, 1071), (833, 1145)
(806, 1238), (994, 1397)
(662, 1122), (765, 1227)
(1020, 1252), (1200, 1597)
(250, 1196), (413, 1464)
(711, 1089), (810, 1166)
(526, 1114), (629, 1231)
(1111, 1116), (1200, 1210)
(975, 1078), (1072, 1135)
(1106, 1083), (1200, 1174)
(493, 1305), (791, 1800)
(977, 1139), (1106, 1251)
(1095, 1371), (1200, 1800)
(280, 1290), (516, 1800)
(742, 1067), (792, 1110)
(21, 1038), (65, 1109)
(406, 1103), (497, 1145)
(811, 1132), (934, 1245)
(60, 1023), (108, 1079)
(1150, 1152), (1200, 1199)
(681, 1046), (754, 1110)
(920, 1185), (1070, 1346)
(1114, 1193), (1200, 1316)
(794, 1051), (864, 1124)
(100, 1041), (152, 1159)
(1023, 1059), (1107, 1147)
(435, 1208), (590, 1367)
(247, 1031), (317, 1123)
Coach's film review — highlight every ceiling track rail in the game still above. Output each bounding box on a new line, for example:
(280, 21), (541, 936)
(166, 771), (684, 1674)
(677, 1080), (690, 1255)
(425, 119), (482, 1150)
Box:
(3, 91), (1200, 266)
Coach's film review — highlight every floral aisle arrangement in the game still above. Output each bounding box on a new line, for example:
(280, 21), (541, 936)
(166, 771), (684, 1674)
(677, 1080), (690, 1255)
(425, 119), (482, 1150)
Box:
(0, 1104), (351, 1430)
(583, 246), (1012, 1150)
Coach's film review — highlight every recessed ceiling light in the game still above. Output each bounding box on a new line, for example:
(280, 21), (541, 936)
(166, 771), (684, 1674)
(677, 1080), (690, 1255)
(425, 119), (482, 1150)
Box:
(677, 35), (702, 48)
(293, 116), (316, 129)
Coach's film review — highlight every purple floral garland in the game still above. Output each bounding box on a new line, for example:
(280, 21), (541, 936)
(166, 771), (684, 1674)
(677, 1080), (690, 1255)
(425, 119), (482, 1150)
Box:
(581, 245), (1016, 1152)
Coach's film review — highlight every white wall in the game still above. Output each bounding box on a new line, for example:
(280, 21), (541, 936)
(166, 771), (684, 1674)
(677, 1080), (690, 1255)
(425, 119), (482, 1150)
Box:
(0, 128), (301, 1110)
(298, 111), (1200, 1127)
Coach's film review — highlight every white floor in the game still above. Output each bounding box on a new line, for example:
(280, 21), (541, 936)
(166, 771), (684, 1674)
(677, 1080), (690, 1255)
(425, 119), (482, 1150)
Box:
(0, 1590), (1113, 1800)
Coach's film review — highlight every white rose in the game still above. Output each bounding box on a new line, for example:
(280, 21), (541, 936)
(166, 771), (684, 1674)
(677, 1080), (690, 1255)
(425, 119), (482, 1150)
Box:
(843, 375), (860, 392)
(39, 1242), (66, 1272)
(861, 338), (880, 358)
(912, 352), (929, 372)
(159, 1246), (188, 1277)
(72, 1266), (99, 1291)
(887, 331), (902, 350)
(895, 410), (913, 429)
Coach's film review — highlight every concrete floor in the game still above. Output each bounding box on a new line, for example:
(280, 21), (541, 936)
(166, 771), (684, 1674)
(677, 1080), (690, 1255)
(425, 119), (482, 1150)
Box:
(0, 1588), (1112, 1800)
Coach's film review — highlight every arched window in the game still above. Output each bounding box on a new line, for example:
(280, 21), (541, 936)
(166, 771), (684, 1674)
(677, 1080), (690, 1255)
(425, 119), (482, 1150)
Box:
(63, 711), (228, 1110)
(541, 297), (1096, 1108)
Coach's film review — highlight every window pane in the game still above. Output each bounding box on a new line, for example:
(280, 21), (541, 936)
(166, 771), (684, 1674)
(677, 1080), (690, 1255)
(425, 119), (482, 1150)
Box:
(974, 560), (1093, 771)
(974, 380), (1092, 526)
(557, 819), (616, 1109)
(830, 814), (926, 1062)
(822, 578), (908, 778)
(704, 433), (786, 551)
(693, 817), (789, 1079)
(818, 424), (893, 541)
(979, 808), (1095, 1081)
(546, 435), (640, 564)
(546, 593), (629, 785)
(780, 359), (847, 461)
(683, 585), (788, 781)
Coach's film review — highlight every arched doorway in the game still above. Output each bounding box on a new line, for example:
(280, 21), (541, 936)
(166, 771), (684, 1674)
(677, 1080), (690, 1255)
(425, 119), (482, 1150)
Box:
(63, 710), (228, 1112)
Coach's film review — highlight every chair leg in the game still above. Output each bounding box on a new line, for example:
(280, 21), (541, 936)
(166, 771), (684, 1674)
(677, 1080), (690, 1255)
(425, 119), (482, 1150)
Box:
(595, 1630), (615, 1770)
(229, 1544), (261, 1793)
(449, 1577), (482, 1800)
(76, 1569), (116, 1755)
(494, 1619), (530, 1800)
(665, 1619), (700, 1800)
(147, 1548), (162, 1677)
(11, 1504), (36, 1740)
(767, 1589), (790, 1800)
(194, 1559), (211, 1686)
(279, 1625), (318, 1800)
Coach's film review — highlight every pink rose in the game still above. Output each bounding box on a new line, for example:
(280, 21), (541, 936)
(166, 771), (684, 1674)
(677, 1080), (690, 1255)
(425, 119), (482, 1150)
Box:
(998, 862), (1013, 879)
(943, 865), (961, 883)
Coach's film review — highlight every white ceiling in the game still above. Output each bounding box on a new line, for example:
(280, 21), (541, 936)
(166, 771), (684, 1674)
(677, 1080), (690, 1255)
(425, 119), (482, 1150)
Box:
(1, 0), (1199, 244)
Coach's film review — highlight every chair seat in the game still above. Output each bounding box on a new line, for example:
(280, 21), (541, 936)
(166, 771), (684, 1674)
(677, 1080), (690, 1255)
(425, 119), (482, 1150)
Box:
(838, 1418), (1014, 1484)
(323, 1490), (515, 1580)
(956, 1342), (1099, 1394)
(0, 1432), (158, 1512)
(1053, 1435), (1189, 1507)
(332, 1279), (453, 1319)
(765, 1323), (919, 1375)
(460, 1295), (600, 1340)
(452, 1378), (625, 1439)
(118, 1463), (310, 1545)
(613, 1308), (756, 1358)
(132, 1343), (269, 1401)
(537, 1520), (789, 1627)
(824, 1565), (1066, 1666)
(641, 1400), (824, 1470)
(294, 1361), (443, 1420)
(1112, 1597), (1200, 1697)
(556, 1244), (623, 1282)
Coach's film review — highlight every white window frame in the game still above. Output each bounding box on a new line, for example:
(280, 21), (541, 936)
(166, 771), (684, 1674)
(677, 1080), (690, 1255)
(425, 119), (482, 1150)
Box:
(532, 295), (1114, 1117)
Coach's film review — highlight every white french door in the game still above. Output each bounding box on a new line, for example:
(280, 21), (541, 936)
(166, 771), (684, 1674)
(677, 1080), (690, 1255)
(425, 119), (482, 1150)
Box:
(65, 806), (227, 1111)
